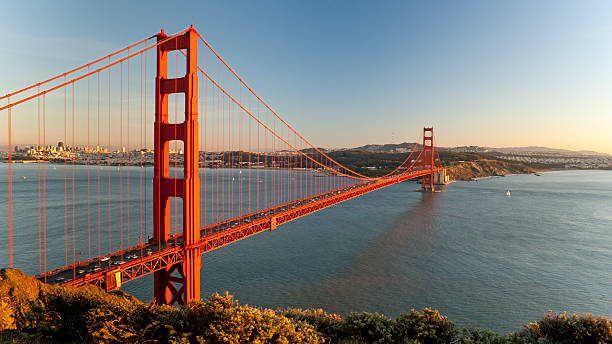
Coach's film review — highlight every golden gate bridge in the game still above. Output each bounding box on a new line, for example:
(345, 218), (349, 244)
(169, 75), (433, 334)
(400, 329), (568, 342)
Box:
(1, 26), (444, 305)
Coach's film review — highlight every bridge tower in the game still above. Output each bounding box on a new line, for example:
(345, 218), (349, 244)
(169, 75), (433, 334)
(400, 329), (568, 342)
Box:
(421, 127), (435, 191)
(153, 27), (201, 305)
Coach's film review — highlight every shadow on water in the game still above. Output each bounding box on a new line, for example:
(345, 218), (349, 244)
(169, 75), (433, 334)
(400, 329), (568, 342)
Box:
(288, 190), (444, 317)
(348, 191), (440, 272)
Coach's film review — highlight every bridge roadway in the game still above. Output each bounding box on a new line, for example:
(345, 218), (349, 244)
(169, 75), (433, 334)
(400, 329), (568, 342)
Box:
(35, 168), (442, 291)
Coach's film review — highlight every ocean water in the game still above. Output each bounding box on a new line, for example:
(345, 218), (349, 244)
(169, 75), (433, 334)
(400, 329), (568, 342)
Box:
(1, 166), (611, 332)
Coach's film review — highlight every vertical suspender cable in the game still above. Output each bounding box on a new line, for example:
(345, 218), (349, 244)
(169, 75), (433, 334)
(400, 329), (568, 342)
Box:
(247, 95), (251, 213)
(204, 50), (208, 228)
(7, 97), (12, 268)
(300, 138), (303, 199)
(199, 55), (203, 228)
(222, 64), (226, 221)
(127, 53), (131, 248)
(72, 82), (76, 275)
(264, 110), (267, 210)
(240, 85), (243, 221)
(238, 88), (241, 221)
(97, 73), (101, 258)
(120, 62), (124, 251)
(257, 103), (260, 211)
(38, 88), (42, 273)
(108, 57), (112, 255)
(215, 83), (219, 223)
(292, 134), (298, 201)
(139, 53), (143, 245)
(43, 94), (47, 279)
(228, 73), (232, 220)
(87, 68), (91, 259)
(64, 77), (68, 265)
(211, 82), (216, 227)
(218, 83), (221, 223)
(279, 126), (283, 205)
(272, 117), (275, 207)
(144, 52), (148, 241)
(248, 94), (251, 213)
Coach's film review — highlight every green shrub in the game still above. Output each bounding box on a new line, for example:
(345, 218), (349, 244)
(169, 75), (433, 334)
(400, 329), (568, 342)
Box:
(394, 308), (458, 344)
(519, 312), (611, 344)
(460, 328), (512, 344)
(152, 292), (324, 344)
(331, 312), (395, 344)
(13, 287), (137, 343)
(206, 293), (323, 344)
(15, 291), (100, 342)
(278, 307), (343, 338)
(86, 306), (138, 343)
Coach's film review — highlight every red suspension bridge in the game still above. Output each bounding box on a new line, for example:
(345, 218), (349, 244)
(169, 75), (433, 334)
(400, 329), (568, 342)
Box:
(1, 26), (444, 306)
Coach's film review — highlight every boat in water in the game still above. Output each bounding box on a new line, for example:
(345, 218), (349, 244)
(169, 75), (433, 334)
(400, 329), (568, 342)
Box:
(506, 189), (511, 197)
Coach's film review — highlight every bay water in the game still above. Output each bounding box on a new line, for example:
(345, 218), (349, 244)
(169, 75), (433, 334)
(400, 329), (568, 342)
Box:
(1, 165), (610, 332)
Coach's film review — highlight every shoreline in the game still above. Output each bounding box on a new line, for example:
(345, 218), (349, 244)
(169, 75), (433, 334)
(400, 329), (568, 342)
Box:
(454, 169), (558, 182)
(446, 168), (612, 185)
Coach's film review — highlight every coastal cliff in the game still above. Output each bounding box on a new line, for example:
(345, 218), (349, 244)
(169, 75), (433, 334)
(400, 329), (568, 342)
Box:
(446, 159), (539, 181)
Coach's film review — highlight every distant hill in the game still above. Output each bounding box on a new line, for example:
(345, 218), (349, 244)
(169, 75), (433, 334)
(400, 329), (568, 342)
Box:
(336, 143), (609, 157)
(378, 144), (612, 157)
(346, 142), (418, 153)
(482, 146), (610, 157)
(300, 147), (332, 154)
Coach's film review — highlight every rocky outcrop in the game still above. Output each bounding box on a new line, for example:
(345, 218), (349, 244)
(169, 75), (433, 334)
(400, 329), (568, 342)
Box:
(446, 159), (539, 181)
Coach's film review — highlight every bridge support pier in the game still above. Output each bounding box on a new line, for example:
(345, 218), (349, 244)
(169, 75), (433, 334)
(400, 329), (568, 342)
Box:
(153, 27), (201, 306)
(421, 127), (435, 191)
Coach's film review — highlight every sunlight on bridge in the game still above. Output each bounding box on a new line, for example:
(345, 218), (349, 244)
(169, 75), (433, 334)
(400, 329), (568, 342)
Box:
(1, 26), (443, 305)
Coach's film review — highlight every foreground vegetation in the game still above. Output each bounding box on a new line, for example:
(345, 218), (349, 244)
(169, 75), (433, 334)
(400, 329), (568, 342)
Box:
(0, 269), (610, 343)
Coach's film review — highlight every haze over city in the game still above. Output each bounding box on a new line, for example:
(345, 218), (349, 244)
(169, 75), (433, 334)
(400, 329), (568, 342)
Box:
(2, 1), (611, 153)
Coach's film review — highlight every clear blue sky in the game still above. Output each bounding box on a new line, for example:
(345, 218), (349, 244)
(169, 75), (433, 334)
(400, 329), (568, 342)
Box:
(2, 1), (612, 152)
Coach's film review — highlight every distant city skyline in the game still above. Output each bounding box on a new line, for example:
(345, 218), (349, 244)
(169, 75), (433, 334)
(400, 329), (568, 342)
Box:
(4, 141), (611, 157)
(2, 1), (612, 153)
